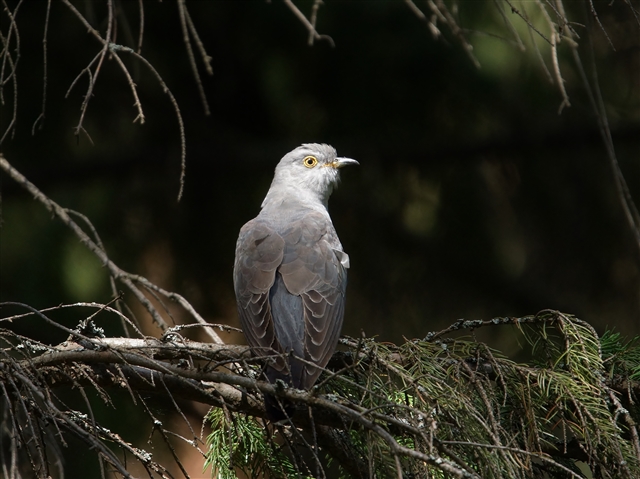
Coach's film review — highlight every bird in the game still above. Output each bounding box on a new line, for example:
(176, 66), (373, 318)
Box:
(233, 143), (358, 419)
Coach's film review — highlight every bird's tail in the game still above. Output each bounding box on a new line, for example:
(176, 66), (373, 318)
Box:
(264, 367), (295, 421)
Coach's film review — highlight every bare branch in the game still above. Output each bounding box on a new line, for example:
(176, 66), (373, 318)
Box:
(0, 155), (199, 335)
(2, 305), (640, 477)
(282, 0), (335, 47)
(0, 0), (22, 145)
(31, 0), (50, 135)
(567, 11), (640, 256)
(69, 0), (115, 141)
(136, 0), (145, 54)
(184, 6), (213, 75)
(426, 0), (481, 68)
(177, 0), (211, 115)
(108, 43), (187, 201)
(533, 0), (571, 112)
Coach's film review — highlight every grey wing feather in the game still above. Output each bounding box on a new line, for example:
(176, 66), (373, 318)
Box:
(269, 274), (306, 386)
(278, 211), (348, 390)
(234, 219), (285, 368)
(234, 212), (348, 390)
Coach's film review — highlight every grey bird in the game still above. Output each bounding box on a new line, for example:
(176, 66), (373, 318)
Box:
(234, 143), (358, 419)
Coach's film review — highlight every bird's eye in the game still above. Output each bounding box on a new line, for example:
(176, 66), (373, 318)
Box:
(303, 156), (318, 168)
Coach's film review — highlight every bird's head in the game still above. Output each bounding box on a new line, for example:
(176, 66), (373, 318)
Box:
(265, 143), (359, 209)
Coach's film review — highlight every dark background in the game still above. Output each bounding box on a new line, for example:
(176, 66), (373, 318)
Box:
(0, 1), (639, 473)
(2, 0), (639, 343)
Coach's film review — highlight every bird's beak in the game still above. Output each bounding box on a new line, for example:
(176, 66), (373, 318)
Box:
(328, 157), (359, 169)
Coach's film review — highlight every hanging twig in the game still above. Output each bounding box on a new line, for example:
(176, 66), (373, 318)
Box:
(282, 0), (335, 47)
(31, 0), (50, 135)
(177, 0), (211, 116)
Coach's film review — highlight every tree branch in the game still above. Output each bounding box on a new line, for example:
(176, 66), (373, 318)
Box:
(0, 154), (223, 343)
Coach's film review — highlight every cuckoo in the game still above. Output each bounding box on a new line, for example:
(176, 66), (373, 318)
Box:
(234, 143), (358, 418)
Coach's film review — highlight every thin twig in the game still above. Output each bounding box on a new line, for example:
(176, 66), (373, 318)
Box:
(0, 0), (22, 88)
(110, 44), (187, 201)
(282, 0), (335, 47)
(124, 268), (225, 344)
(441, 441), (585, 478)
(64, 210), (134, 334)
(0, 2), (20, 145)
(587, 0), (615, 50)
(136, 0), (145, 54)
(177, 0), (210, 116)
(533, 0), (571, 112)
(405, 0), (442, 38)
(70, 0), (115, 142)
(426, 0), (480, 68)
(31, 0), (51, 135)
(308, 0), (323, 46)
(568, 7), (640, 255)
(61, 0), (193, 199)
(492, 0), (526, 52)
(184, 5), (213, 75)
(0, 155), (170, 331)
(502, 0), (552, 45)
(522, 3), (554, 83)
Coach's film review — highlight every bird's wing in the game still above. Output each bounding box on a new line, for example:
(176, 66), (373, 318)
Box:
(277, 211), (348, 389)
(234, 212), (348, 390)
(233, 218), (286, 369)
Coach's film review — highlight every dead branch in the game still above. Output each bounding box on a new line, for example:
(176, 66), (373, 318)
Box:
(0, 154), (224, 344)
(3, 305), (639, 477)
(282, 0), (335, 47)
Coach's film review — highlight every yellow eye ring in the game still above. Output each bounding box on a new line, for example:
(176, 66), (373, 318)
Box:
(303, 156), (318, 168)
